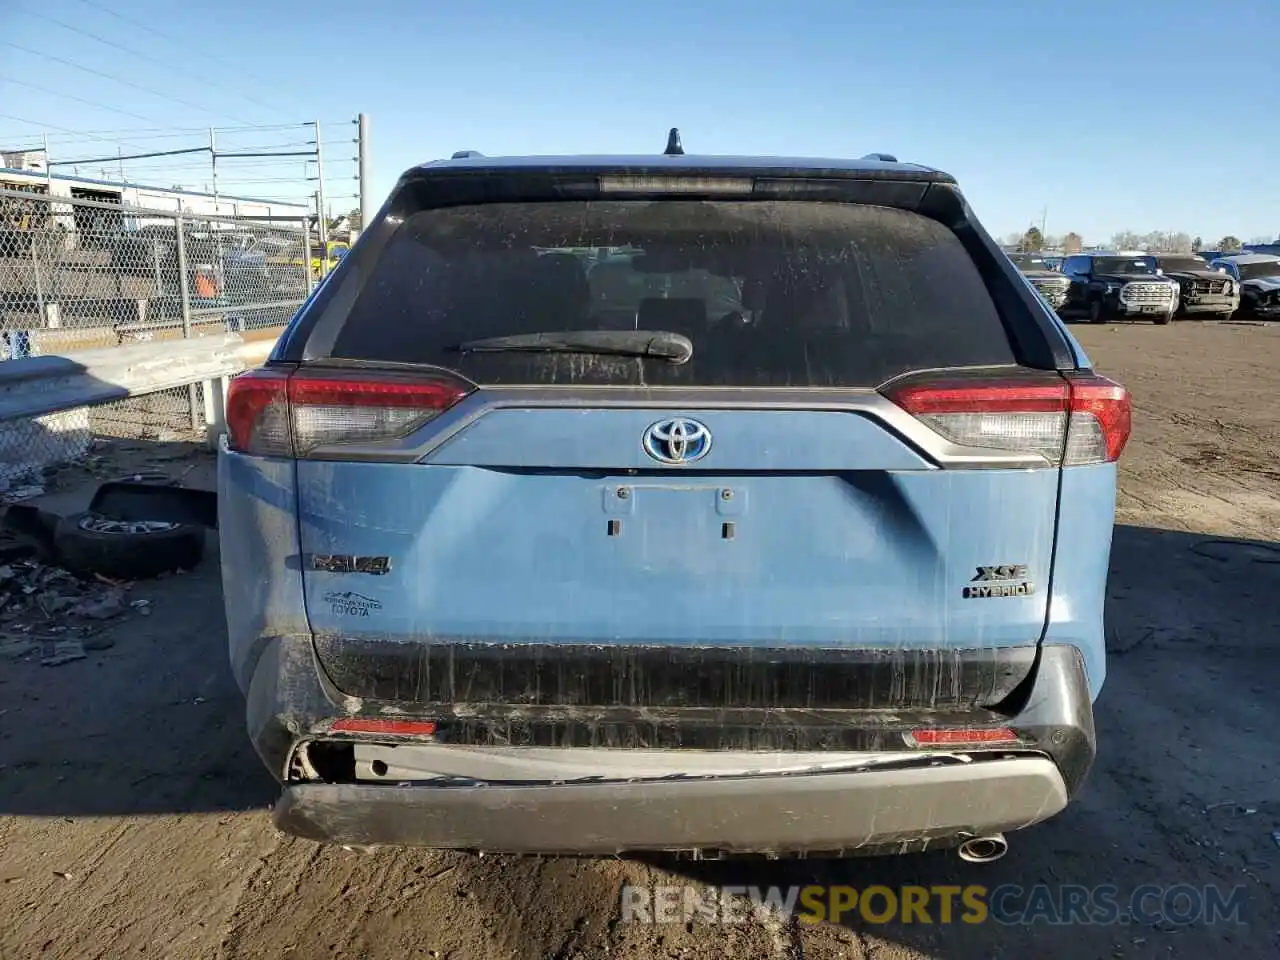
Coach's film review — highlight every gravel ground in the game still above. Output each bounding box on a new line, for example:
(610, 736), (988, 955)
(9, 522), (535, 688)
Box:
(1, 320), (1278, 960)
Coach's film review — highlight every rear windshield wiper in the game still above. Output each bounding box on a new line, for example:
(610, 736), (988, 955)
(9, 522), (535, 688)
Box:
(450, 330), (693, 364)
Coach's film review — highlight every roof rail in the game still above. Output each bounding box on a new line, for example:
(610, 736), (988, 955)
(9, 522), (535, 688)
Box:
(861, 152), (898, 162)
(451, 150), (484, 160)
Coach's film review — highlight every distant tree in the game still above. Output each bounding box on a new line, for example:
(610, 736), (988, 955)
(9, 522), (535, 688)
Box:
(1219, 235), (1242, 253)
(1193, 235), (1203, 251)
(1020, 225), (1044, 252)
(1062, 232), (1084, 254)
(1111, 231), (1142, 251)
(1138, 231), (1193, 253)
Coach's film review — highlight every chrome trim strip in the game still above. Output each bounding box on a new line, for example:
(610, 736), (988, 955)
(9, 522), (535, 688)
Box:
(299, 386), (1053, 469)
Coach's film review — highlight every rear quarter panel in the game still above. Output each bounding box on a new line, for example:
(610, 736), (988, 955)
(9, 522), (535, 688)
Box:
(218, 446), (310, 692)
(1045, 462), (1116, 700)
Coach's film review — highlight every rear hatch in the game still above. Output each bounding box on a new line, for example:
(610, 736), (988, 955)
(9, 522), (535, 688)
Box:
(237, 176), (1112, 718)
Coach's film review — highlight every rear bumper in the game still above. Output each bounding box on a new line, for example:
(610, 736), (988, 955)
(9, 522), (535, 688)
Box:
(275, 755), (1067, 855)
(246, 641), (1096, 854)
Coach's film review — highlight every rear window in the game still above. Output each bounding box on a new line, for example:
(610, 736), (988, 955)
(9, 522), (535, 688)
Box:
(327, 200), (1016, 387)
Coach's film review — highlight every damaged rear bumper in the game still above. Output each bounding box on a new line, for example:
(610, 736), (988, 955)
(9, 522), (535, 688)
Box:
(275, 755), (1068, 855)
(250, 641), (1095, 855)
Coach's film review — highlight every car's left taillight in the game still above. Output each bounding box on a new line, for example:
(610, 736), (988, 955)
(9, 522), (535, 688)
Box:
(225, 368), (474, 458)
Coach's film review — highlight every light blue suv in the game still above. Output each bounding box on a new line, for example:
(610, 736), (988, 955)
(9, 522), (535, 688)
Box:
(219, 141), (1131, 860)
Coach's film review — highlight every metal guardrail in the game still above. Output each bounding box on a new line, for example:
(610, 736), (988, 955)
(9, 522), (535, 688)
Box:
(0, 330), (278, 491)
(0, 332), (274, 422)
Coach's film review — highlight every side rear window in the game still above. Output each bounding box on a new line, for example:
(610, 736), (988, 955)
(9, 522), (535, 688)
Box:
(325, 200), (1018, 387)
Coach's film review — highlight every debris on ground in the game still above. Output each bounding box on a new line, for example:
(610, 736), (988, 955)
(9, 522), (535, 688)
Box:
(71, 588), (128, 620)
(0, 637), (38, 659)
(1, 485), (47, 504)
(40, 640), (87, 667)
(0, 559), (149, 665)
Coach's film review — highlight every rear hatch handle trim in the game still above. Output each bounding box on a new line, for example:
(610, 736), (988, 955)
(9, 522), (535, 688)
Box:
(293, 387), (1055, 469)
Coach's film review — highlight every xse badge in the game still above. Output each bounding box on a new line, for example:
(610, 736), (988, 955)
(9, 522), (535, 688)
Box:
(963, 564), (1036, 599)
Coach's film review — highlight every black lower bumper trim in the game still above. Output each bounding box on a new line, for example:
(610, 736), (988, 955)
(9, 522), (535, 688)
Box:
(313, 638), (1038, 711)
(301, 646), (1095, 794)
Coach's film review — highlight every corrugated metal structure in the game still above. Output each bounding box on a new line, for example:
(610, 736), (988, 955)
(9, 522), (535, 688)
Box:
(0, 163), (309, 221)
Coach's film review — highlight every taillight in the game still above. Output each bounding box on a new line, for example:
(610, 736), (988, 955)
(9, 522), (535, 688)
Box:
(225, 368), (473, 457)
(1064, 373), (1131, 464)
(226, 368), (291, 456)
(882, 370), (1130, 466)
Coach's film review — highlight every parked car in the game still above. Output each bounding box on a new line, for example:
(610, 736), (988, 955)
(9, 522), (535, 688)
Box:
(1010, 253), (1070, 309)
(219, 144), (1130, 860)
(1209, 254), (1280, 319)
(107, 226), (271, 305)
(1143, 254), (1238, 319)
(1059, 252), (1179, 324)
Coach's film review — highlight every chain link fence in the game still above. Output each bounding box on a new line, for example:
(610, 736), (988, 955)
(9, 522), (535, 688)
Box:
(0, 187), (313, 492)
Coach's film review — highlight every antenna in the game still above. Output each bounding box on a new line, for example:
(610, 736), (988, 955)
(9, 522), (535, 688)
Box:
(664, 128), (684, 156)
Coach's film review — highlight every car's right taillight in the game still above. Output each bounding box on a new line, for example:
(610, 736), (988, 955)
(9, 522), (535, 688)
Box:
(225, 368), (474, 457)
(882, 370), (1131, 466)
(1062, 372), (1131, 464)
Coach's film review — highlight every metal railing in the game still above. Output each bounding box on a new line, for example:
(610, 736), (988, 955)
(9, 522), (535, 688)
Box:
(0, 187), (309, 490)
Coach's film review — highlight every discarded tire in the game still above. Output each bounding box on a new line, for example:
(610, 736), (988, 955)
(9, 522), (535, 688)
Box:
(52, 511), (205, 580)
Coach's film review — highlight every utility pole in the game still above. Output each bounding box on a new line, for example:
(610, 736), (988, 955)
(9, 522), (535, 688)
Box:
(356, 113), (371, 231)
(210, 127), (219, 214)
(313, 190), (323, 284)
(313, 120), (328, 275)
(42, 133), (52, 191)
(1041, 206), (1048, 239)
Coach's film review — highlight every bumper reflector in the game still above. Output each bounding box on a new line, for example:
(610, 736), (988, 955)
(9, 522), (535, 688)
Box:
(330, 718), (438, 736)
(906, 727), (1019, 747)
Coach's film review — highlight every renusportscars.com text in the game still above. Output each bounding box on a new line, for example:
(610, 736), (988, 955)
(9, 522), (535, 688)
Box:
(620, 883), (1248, 927)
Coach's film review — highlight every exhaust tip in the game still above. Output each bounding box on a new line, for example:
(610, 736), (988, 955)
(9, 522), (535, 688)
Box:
(957, 834), (1008, 864)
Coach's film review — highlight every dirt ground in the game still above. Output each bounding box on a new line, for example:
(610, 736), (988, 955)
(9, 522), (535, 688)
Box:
(2, 320), (1278, 960)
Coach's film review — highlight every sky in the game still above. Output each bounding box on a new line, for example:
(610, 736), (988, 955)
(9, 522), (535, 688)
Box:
(1, 0), (1277, 245)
